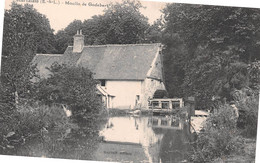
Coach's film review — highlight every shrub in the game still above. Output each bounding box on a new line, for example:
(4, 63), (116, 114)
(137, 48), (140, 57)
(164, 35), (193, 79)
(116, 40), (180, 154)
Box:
(0, 103), (77, 156)
(35, 63), (106, 126)
(190, 104), (245, 162)
(0, 63), (108, 159)
(27, 63), (108, 159)
(236, 94), (259, 138)
(1, 101), (107, 160)
(230, 88), (259, 137)
(0, 105), (17, 155)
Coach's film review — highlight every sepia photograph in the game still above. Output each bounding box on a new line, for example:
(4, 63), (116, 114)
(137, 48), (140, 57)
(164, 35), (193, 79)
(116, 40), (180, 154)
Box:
(0, 0), (259, 162)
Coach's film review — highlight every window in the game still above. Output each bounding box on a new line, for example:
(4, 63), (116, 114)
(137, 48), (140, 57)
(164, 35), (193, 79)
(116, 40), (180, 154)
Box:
(135, 95), (140, 106)
(136, 95), (140, 101)
(161, 101), (169, 109)
(161, 119), (168, 126)
(100, 80), (105, 86)
(152, 101), (159, 108)
(172, 101), (180, 109)
(152, 119), (158, 125)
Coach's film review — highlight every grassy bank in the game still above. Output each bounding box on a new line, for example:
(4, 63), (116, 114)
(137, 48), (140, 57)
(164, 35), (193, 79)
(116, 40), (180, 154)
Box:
(213, 138), (256, 162)
(0, 102), (109, 159)
(189, 93), (258, 162)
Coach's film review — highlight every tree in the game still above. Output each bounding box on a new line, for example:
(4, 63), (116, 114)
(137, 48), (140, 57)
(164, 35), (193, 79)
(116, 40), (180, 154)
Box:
(162, 4), (260, 108)
(190, 104), (245, 162)
(1, 2), (56, 106)
(82, 15), (110, 45)
(248, 61), (260, 90)
(36, 63), (104, 126)
(145, 17), (165, 43)
(101, 0), (149, 44)
(54, 20), (83, 53)
(54, 0), (151, 52)
(0, 3), (58, 152)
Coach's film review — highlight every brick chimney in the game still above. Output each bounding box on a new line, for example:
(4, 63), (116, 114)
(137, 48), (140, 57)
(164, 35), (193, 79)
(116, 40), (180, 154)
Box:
(73, 30), (84, 53)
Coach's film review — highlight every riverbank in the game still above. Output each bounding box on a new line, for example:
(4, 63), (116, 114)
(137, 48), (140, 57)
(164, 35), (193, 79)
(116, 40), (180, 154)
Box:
(189, 100), (258, 163)
(213, 138), (256, 162)
(107, 108), (152, 116)
(107, 108), (188, 117)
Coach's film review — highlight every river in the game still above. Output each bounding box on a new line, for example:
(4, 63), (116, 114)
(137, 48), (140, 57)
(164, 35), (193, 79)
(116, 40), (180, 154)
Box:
(93, 115), (193, 163)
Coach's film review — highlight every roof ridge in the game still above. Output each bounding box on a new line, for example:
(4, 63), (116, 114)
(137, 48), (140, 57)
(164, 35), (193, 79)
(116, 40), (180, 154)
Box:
(67, 43), (161, 48)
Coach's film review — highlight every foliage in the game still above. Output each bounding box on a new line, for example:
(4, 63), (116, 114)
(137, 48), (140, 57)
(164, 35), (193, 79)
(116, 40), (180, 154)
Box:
(162, 4), (260, 109)
(0, 95), (107, 159)
(35, 63), (105, 126)
(54, 20), (83, 53)
(100, 0), (149, 44)
(0, 2), (58, 155)
(35, 63), (108, 159)
(54, 0), (152, 53)
(235, 91), (259, 138)
(0, 103), (76, 155)
(163, 33), (187, 98)
(1, 2), (56, 105)
(248, 61), (260, 90)
(145, 17), (165, 43)
(0, 2), (107, 159)
(0, 63), (107, 158)
(12, 104), (105, 160)
(190, 104), (245, 162)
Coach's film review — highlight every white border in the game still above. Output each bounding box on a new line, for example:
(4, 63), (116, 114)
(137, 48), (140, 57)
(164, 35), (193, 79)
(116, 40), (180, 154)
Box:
(147, 0), (260, 8)
(0, 0), (259, 163)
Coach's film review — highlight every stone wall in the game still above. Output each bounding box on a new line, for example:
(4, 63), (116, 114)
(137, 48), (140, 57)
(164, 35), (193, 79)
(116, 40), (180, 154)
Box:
(140, 47), (166, 109)
(141, 78), (165, 109)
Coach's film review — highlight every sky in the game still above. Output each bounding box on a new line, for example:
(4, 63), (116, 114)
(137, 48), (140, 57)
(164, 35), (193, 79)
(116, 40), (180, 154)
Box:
(4, 0), (260, 33)
(4, 0), (167, 33)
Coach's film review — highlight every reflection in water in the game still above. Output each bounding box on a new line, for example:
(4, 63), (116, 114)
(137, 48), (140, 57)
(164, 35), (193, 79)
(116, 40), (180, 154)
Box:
(158, 125), (191, 163)
(93, 115), (192, 163)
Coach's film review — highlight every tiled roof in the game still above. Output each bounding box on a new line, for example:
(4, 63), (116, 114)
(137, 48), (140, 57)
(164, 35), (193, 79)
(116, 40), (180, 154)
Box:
(32, 43), (161, 80)
(31, 54), (63, 78)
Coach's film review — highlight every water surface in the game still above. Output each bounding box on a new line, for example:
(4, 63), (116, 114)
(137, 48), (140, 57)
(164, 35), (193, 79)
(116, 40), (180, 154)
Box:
(93, 115), (192, 163)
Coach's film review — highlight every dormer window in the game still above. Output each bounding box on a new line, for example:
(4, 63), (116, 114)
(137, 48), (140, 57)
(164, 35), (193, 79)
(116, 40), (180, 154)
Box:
(100, 80), (106, 86)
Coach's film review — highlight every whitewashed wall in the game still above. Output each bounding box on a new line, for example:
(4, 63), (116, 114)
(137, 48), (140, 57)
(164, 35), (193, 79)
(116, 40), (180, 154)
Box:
(105, 80), (142, 109)
(103, 46), (165, 110)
